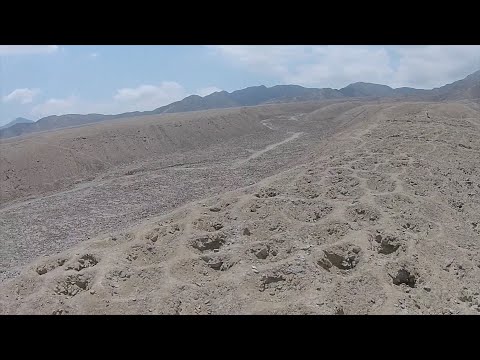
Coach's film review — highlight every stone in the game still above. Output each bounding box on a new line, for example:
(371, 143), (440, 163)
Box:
(255, 247), (269, 259)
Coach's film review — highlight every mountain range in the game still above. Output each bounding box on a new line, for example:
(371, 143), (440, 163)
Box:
(2, 70), (479, 140)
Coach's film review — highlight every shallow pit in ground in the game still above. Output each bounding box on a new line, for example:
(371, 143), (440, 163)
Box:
(66, 254), (99, 272)
(283, 199), (333, 223)
(54, 273), (93, 297)
(200, 254), (234, 271)
(392, 268), (417, 288)
(371, 230), (403, 255)
(303, 221), (352, 245)
(346, 203), (380, 224)
(248, 243), (278, 260)
(260, 273), (286, 292)
(190, 232), (227, 252)
(36, 258), (67, 275)
(193, 218), (224, 232)
(254, 187), (280, 198)
(316, 242), (362, 271)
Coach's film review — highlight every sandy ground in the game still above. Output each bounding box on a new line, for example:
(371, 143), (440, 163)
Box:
(1, 100), (479, 314)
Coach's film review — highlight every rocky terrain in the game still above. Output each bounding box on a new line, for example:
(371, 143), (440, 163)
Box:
(1, 99), (479, 314)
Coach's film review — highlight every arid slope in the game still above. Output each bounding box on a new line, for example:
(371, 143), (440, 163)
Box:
(1, 100), (480, 314)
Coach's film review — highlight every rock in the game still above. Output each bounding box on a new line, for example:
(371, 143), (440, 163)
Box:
(243, 228), (251, 236)
(90, 289), (95, 295)
(209, 207), (221, 212)
(151, 234), (158, 243)
(255, 247), (269, 259)
(423, 285), (431, 292)
(206, 259), (223, 270)
(213, 223), (223, 230)
(334, 306), (345, 315)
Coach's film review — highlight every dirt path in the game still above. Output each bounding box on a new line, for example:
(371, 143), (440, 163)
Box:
(233, 132), (303, 168)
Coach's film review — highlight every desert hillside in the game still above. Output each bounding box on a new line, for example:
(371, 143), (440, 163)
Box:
(1, 100), (479, 314)
(1, 101), (342, 204)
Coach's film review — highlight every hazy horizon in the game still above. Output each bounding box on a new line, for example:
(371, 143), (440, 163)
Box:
(2, 45), (480, 125)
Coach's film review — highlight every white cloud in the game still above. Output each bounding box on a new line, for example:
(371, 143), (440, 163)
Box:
(3, 88), (40, 104)
(388, 45), (480, 88)
(31, 96), (79, 117)
(0, 45), (59, 56)
(29, 82), (187, 118)
(207, 45), (309, 77)
(196, 86), (222, 97)
(113, 81), (186, 111)
(285, 46), (394, 88)
(208, 45), (480, 89)
(90, 52), (99, 58)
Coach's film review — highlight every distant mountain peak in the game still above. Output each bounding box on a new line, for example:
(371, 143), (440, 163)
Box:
(468, 69), (480, 76)
(0, 117), (34, 130)
(339, 82), (394, 97)
(184, 94), (203, 100)
(16, 117), (32, 122)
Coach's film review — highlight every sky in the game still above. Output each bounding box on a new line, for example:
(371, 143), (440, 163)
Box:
(1, 45), (480, 126)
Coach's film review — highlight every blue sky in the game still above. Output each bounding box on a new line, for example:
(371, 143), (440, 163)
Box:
(2, 45), (480, 125)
